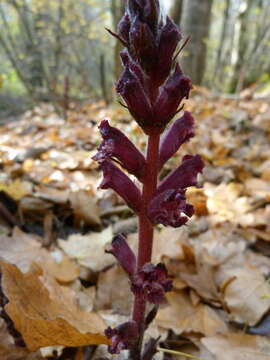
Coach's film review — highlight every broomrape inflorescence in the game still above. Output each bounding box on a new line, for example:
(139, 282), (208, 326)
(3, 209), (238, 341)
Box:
(93, 0), (204, 358)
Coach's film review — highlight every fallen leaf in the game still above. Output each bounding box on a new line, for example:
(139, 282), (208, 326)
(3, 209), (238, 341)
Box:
(0, 227), (79, 283)
(201, 334), (270, 360)
(0, 180), (30, 200)
(0, 261), (108, 350)
(156, 291), (228, 336)
(222, 268), (270, 326)
(70, 190), (101, 226)
(58, 226), (114, 271)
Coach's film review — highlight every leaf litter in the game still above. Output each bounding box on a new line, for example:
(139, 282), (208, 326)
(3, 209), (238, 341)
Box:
(0, 92), (269, 358)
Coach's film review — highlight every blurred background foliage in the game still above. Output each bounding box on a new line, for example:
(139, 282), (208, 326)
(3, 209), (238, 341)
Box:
(0, 0), (269, 115)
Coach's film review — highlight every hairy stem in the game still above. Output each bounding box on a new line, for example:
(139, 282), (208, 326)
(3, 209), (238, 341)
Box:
(130, 133), (160, 359)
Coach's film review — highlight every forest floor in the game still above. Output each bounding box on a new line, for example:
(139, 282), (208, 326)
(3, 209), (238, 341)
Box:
(0, 87), (270, 359)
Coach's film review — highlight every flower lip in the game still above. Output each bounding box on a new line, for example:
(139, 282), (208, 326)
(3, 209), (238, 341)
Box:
(131, 263), (172, 304)
(105, 321), (138, 354)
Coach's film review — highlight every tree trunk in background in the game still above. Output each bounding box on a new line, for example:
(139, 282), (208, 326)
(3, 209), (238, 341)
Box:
(214, 0), (231, 82)
(170, 0), (183, 25)
(111, 0), (125, 81)
(230, 0), (254, 92)
(181, 0), (213, 85)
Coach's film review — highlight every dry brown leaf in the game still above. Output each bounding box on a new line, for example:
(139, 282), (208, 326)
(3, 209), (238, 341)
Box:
(201, 334), (270, 360)
(58, 226), (113, 271)
(205, 182), (253, 226)
(156, 291), (228, 336)
(70, 190), (101, 226)
(95, 265), (132, 315)
(0, 227), (79, 283)
(221, 268), (270, 326)
(0, 261), (108, 351)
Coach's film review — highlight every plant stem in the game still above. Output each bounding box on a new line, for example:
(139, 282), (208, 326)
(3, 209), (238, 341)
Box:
(130, 133), (160, 359)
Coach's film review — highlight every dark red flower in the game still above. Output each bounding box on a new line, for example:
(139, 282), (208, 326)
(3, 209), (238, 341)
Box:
(105, 321), (138, 354)
(93, 120), (146, 180)
(157, 154), (204, 195)
(159, 111), (195, 169)
(118, 13), (131, 44)
(148, 189), (194, 227)
(99, 160), (142, 213)
(106, 234), (136, 276)
(131, 263), (172, 304)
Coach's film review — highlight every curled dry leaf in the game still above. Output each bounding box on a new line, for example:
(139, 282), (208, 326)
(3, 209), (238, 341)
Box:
(201, 334), (270, 360)
(0, 261), (109, 351)
(58, 226), (114, 272)
(156, 291), (228, 337)
(222, 268), (270, 326)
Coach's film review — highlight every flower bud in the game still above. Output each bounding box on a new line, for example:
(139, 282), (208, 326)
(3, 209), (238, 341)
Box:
(155, 16), (182, 86)
(159, 111), (195, 169)
(118, 13), (131, 44)
(99, 160), (142, 213)
(106, 234), (136, 276)
(154, 64), (192, 126)
(93, 120), (146, 180)
(129, 16), (157, 72)
(116, 66), (153, 128)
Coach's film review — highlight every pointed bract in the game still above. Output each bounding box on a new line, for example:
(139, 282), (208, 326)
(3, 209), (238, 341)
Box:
(107, 234), (136, 276)
(99, 160), (142, 213)
(159, 111), (195, 169)
(93, 120), (146, 179)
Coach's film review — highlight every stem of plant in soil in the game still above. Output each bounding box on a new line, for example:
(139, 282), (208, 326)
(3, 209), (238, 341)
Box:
(130, 133), (160, 359)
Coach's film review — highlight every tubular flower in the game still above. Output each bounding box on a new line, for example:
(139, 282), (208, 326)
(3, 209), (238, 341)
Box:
(93, 120), (146, 180)
(131, 263), (172, 304)
(157, 154), (204, 195)
(105, 321), (138, 354)
(159, 111), (195, 169)
(99, 160), (142, 213)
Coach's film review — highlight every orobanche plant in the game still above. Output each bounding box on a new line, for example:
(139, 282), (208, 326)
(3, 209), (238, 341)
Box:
(93, 0), (204, 358)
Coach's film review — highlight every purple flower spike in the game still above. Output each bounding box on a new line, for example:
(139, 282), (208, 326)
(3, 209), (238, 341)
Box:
(93, 120), (146, 180)
(107, 234), (136, 276)
(148, 189), (194, 227)
(131, 263), (172, 304)
(157, 154), (204, 195)
(154, 64), (192, 126)
(159, 111), (195, 169)
(105, 321), (138, 354)
(116, 66), (153, 128)
(99, 160), (142, 213)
